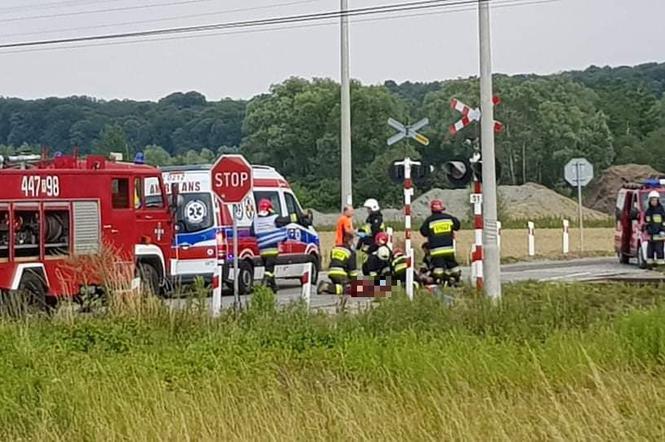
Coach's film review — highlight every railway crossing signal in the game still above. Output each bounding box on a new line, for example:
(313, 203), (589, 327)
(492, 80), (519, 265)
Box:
(387, 118), (430, 146)
(449, 97), (504, 135)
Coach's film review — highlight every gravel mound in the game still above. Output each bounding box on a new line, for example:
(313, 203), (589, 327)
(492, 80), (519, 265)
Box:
(584, 164), (663, 215)
(310, 182), (608, 227)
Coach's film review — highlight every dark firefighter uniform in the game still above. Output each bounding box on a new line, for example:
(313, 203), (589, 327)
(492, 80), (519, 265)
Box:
(358, 212), (386, 252)
(419, 213), (461, 280)
(645, 202), (665, 263)
(391, 250), (408, 283)
(362, 243), (392, 279)
(251, 205), (309, 291)
(320, 244), (358, 295)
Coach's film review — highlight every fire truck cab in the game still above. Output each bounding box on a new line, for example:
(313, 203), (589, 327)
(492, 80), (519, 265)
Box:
(0, 154), (175, 307)
(615, 179), (665, 268)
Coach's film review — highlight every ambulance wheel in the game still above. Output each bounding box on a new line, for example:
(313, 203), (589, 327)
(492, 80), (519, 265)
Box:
(637, 242), (648, 269)
(308, 255), (320, 284)
(138, 262), (161, 295)
(238, 260), (254, 295)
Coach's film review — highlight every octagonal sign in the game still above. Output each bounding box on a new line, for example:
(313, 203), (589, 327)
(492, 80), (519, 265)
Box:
(211, 154), (253, 203)
(564, 158), (594, 187)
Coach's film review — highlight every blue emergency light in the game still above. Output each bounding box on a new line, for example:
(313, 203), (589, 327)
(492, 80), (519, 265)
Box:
(134, 152), (145, 164)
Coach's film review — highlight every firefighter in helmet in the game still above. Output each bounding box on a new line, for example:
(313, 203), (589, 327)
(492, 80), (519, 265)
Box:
(644, 190), (665, 265)
(391, 247), (408, 284)
(318, 231), (358, 295)
(419, 199), (461, 283)
(357, 198), (386, 251)
(362, 231), (392, 279)
(250, 198), (310, 292)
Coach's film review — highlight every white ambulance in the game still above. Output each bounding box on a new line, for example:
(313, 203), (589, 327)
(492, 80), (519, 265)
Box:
(161, 164), (321, 293)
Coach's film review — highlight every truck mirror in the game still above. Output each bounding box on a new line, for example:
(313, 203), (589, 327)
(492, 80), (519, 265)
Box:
(169, 183), (180, 211)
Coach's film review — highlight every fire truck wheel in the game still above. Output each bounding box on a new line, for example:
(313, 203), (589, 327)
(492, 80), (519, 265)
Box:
(637, 242), (648, 269)
(237, 260), (254, 295)
(14, 271), (50, 315)
(618, 251), (630, 265)
(138, 262), (161, 295)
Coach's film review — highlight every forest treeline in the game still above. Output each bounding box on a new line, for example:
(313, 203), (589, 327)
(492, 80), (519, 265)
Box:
(1, 62), (664, 209)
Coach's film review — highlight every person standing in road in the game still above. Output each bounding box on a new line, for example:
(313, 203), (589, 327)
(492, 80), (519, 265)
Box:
(251, 198), (308, 292)
(644, 190), (665, 265)
(358, 198), (386, 251)
(335, 205), (355, 246)
(419, 199), (461, 282)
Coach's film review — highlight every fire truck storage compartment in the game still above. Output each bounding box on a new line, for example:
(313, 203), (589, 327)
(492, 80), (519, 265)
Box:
(0, 204), (8, 260)
(14, 204), (39, 258)
(44, 204), (70, 256)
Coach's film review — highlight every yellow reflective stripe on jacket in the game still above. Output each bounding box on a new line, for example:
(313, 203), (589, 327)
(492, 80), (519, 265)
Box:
(329, 267), (348, 277)
(261, 248), (279, 257)
(430, 246), (455, 257)
(330, 247), (351, 262)
(430, 219), (453, 235)
(654, 215), (663, 223)
(290, 213), (299, 223)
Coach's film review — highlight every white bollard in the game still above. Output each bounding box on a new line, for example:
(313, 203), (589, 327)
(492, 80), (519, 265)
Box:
(386, 227), (394, 250)
(527, 221), (536, 257)
(300, 262), (312, 309)
(211, 265), (222, 317)
(496, 221), (502, 251)
(562, 219), (570, 255)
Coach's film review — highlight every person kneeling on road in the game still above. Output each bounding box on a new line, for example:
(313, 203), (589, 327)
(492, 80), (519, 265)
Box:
(362, 231), (392, 280)
(251, 198), (311, 293)
(391, 247), (408, 284)
(318, 232), (358, 295)
(419, 199), (461, 283)
(644, 190), (665, 265)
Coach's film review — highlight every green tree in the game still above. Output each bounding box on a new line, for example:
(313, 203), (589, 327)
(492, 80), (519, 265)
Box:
(95, 124), (129, 158)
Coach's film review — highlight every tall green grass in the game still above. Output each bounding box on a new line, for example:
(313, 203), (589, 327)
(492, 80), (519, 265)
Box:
(1, 283), (664, 440)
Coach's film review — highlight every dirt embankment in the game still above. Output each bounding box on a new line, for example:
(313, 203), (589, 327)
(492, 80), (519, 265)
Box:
(584, 164), (663, 215)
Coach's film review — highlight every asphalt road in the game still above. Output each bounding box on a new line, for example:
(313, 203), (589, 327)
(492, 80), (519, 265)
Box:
(167, 257), (665, 313)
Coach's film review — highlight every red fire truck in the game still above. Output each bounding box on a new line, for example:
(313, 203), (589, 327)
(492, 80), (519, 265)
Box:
(0, 153), (176, 309)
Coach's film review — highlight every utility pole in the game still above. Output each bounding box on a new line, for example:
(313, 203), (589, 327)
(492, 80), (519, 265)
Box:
(340, 0), (353, 208)
(478, 0), (501, 300)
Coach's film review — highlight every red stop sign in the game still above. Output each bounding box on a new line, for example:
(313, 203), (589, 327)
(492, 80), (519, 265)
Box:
(211, 155), (253, 203)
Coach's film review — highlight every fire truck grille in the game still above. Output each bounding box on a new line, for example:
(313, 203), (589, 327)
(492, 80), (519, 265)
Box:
(73, 201), (100, 255)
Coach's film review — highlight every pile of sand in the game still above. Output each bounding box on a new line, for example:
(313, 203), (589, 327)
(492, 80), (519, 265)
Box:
(311, 182), (608, 226)
(584, 164), (663, 215)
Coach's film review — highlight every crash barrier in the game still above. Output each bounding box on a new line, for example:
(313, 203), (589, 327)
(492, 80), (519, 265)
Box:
(563, 219), (570, 254)
(528, 222), (536, 257)
(300, 262), (313, 309)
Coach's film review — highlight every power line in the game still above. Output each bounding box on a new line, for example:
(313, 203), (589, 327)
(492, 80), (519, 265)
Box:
(0, 0), (486, 49)
(0, 0), (126, 15)
(0, 0), (325, 40)
(0, 0), (556, 55)
(0, 0), (220, 24)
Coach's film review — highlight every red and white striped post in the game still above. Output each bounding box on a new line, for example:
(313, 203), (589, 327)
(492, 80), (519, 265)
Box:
(395, 158), (419, 301)
(211, 265), (222, 317)
(470, 179), (484, 289)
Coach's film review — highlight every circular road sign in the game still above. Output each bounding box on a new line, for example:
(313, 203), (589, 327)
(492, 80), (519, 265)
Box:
(211, 154), (253, 203)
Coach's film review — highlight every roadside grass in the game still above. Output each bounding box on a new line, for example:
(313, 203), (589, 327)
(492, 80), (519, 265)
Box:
(1, 283), (665, 440)
(319, 227), (614, 266)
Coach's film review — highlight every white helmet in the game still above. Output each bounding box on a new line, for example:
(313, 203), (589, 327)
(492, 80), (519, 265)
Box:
(649, 190), (660, 200)
(363, 198), (380, 212)
(376, 245), (391, 261)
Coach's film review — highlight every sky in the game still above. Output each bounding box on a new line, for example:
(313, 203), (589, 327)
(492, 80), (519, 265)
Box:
(0, 0), (663, 101)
